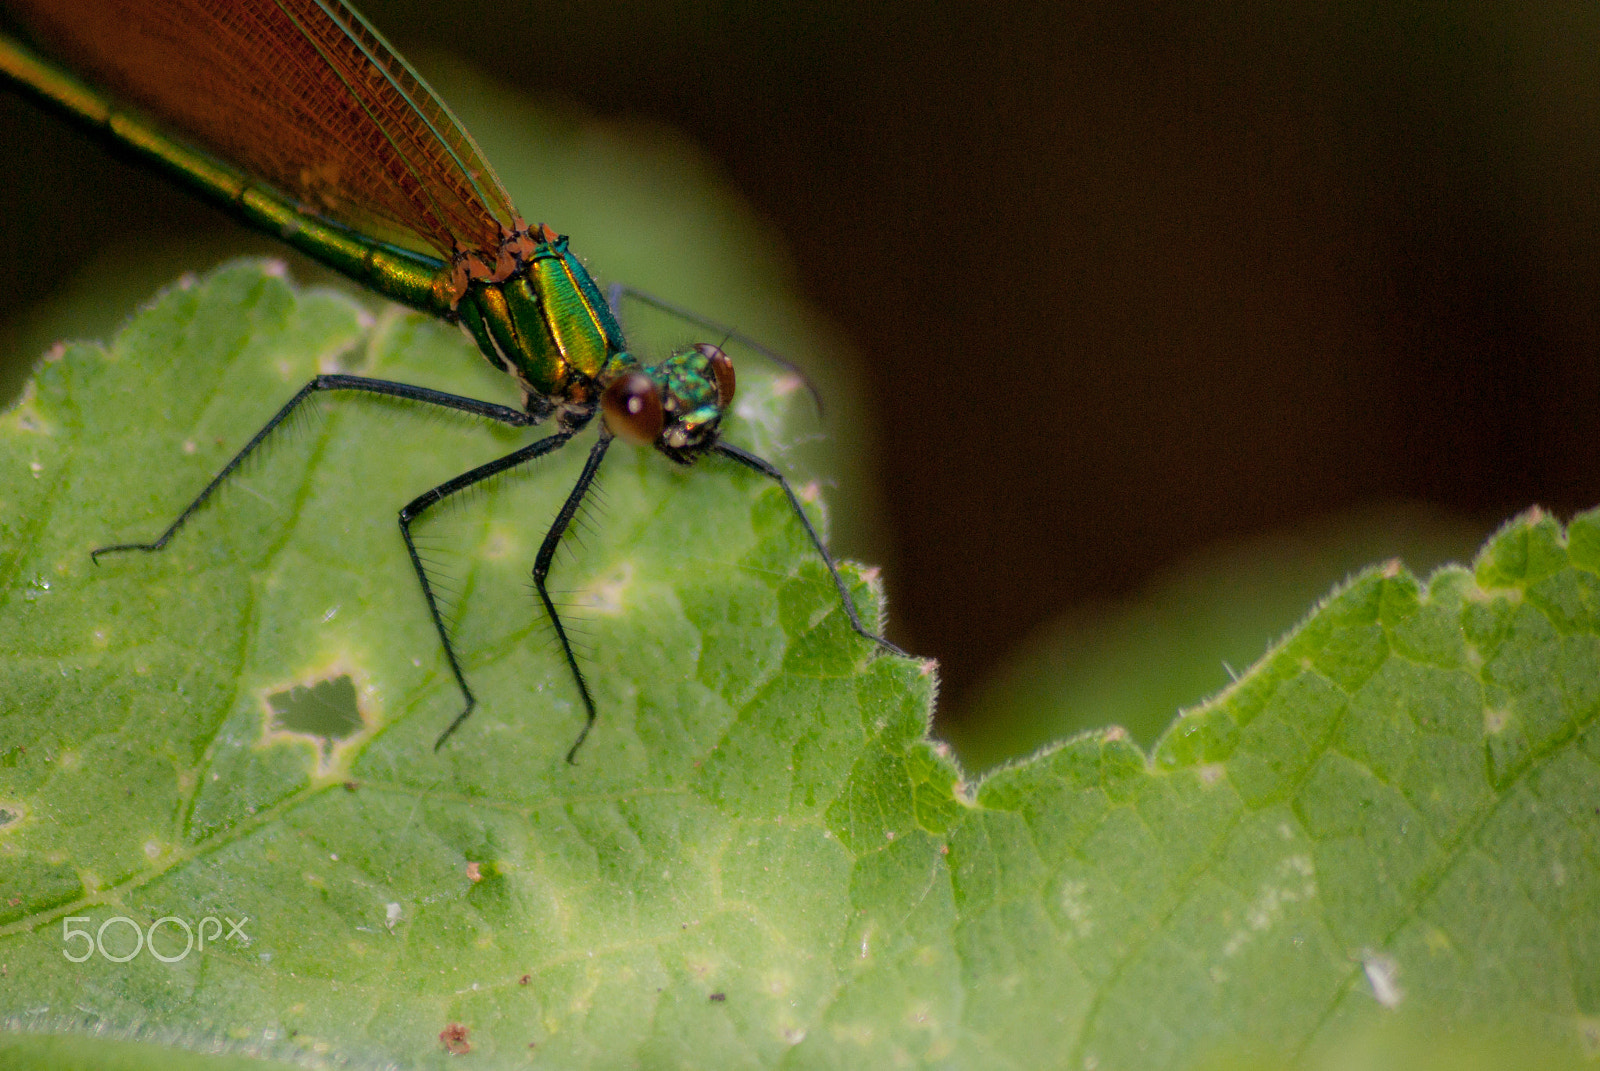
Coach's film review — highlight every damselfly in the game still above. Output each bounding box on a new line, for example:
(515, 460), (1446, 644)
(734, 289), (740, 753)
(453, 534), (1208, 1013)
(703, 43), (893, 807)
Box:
(0, 0), (904, 761)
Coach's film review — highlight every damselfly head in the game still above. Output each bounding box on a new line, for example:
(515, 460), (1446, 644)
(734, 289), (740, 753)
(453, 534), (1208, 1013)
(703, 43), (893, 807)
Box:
(601, 343), (736, 463)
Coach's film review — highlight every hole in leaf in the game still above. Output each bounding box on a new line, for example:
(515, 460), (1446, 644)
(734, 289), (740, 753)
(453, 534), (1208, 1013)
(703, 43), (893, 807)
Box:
(268, 675), (363, 744)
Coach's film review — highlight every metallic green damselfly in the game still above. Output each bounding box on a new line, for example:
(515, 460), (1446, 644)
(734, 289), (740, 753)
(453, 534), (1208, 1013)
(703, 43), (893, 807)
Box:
(0, 0), (903, 762)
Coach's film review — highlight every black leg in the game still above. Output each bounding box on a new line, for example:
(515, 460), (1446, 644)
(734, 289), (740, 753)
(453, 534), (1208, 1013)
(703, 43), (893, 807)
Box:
(605, 282), (823, 415)
(531, 434), (613, 764)
(91, 374), (534, 562)
(399, 431), (579, 750)
(712, 440), (906, 658)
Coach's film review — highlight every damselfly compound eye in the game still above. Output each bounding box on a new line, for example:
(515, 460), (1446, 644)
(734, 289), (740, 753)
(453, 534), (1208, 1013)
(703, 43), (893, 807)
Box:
(696, 343), (735, 406)
(601, 372), (665, 445)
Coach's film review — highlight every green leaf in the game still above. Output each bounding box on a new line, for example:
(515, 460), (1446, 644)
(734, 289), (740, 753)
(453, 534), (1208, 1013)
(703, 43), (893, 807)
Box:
(952, 504), (1489, 769)
(0, 259), (926, 1067)
(5, 263), (1599, 1070)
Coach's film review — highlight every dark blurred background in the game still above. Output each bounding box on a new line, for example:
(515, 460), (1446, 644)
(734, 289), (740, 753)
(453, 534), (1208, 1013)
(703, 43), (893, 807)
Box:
(4, 0), (1599, 756)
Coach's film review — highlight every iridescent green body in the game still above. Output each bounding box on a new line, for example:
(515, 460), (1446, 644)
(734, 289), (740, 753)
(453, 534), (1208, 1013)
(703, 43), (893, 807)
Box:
(455, 231), (630, 423)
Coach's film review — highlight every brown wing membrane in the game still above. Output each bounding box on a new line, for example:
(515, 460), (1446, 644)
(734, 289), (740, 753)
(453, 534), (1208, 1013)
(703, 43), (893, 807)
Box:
(11, 0), (519, 259)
